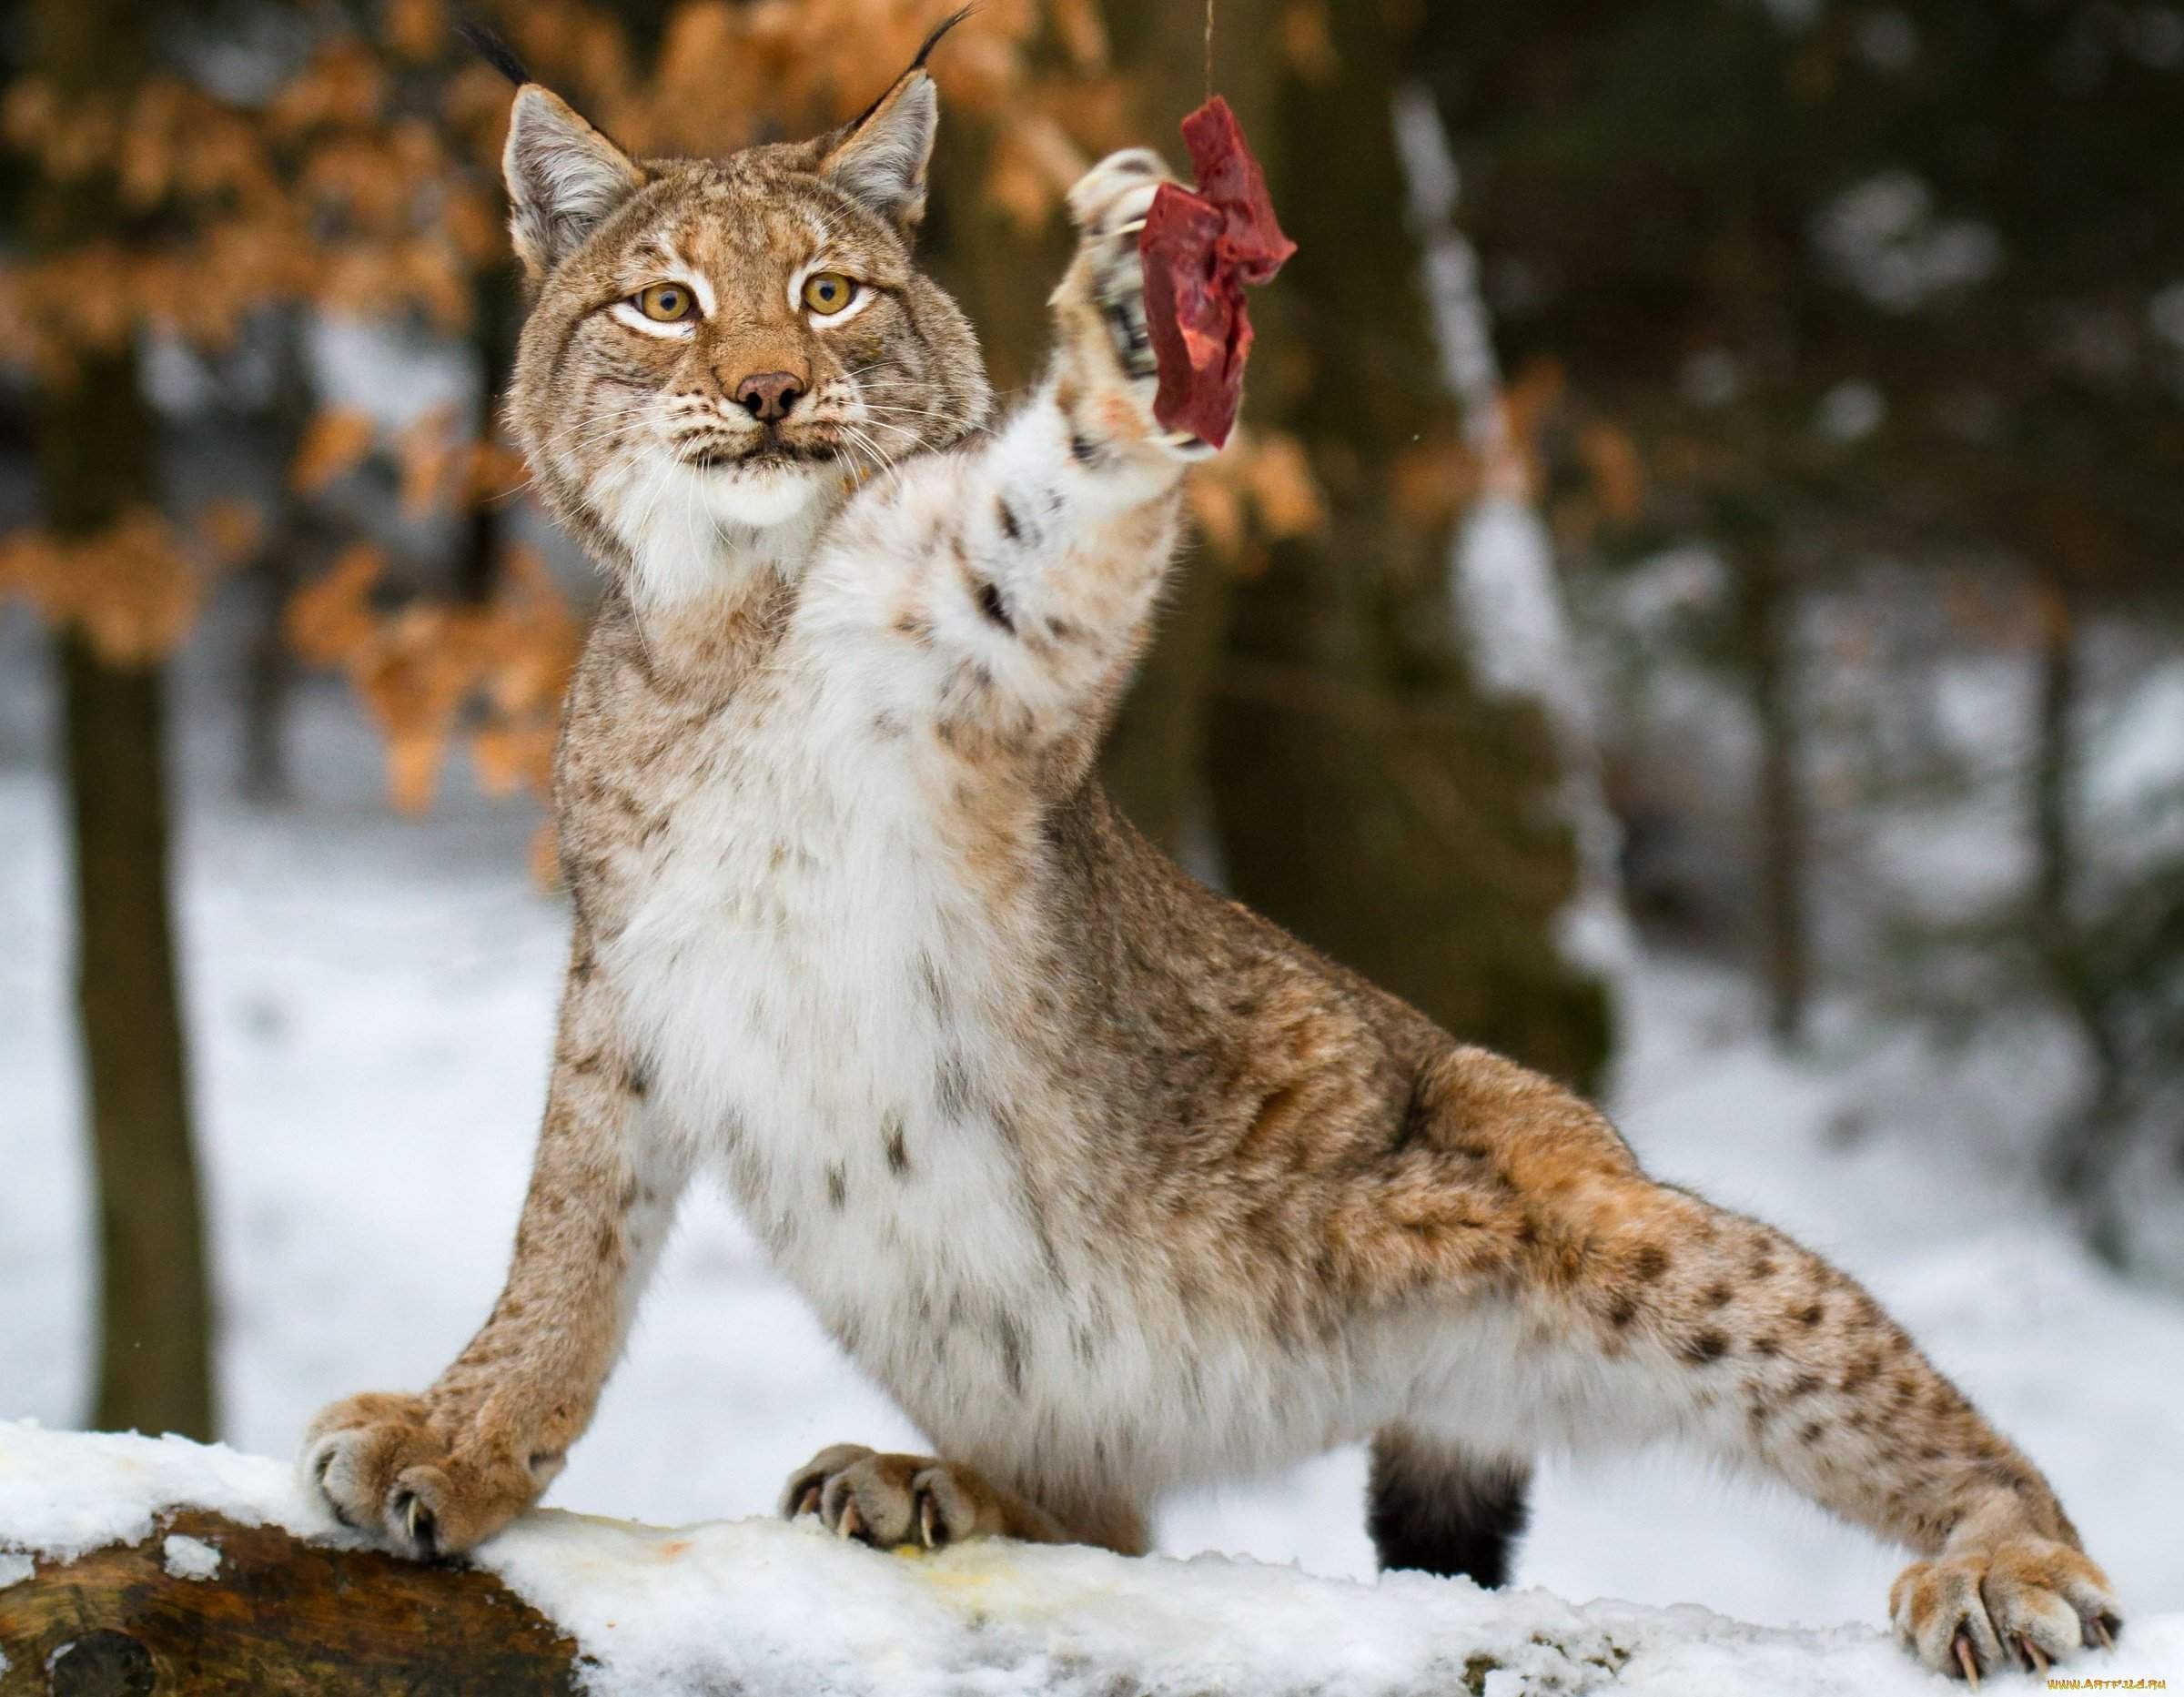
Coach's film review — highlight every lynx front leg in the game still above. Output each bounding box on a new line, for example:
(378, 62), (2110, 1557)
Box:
(301, 947), (684, 1558)
(829, 150), (1217, 783)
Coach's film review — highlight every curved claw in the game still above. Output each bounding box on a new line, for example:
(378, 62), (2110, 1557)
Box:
(399, 1490), (438, 1560)
(2017, 1637), (2048, 1677)
(836, 1498), (864, 1541)
(918, 1490), (943, 1550)
(1953, 1632), (1982, 1689)
(2089, 1615), (2117, 1652)
(795, 1484), (821, 1518)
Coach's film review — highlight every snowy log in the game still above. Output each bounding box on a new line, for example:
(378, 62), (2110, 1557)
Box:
(0, 1506), (579, 1693)
(3, 1423), (2178, 1696)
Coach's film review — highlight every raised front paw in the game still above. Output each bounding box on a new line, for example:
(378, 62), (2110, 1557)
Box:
(1891, 1538), (2122, 1682)
(300, 1391), (546, 1561)
(779, 1442), (1010, 1551)
(1054, 149), (1214, 461)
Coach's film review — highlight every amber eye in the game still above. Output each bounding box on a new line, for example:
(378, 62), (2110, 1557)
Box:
(634, 281), (695, 323)
(802, 272), (855, 316)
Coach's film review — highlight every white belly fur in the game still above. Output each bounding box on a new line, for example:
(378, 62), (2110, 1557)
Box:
(593, 656), (1386, 1498)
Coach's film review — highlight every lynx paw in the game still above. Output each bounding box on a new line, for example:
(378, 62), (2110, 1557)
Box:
(1055, 149), (1215, 461)
(1891, 1538), (2122, 1682)
(779, 1443), (1010, 1551)
(300, 1391), (547, 1561)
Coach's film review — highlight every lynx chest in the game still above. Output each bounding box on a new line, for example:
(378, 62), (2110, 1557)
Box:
(590, 670), (1101, 1393)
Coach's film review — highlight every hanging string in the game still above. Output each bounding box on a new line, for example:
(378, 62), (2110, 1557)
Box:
(1205, 0), (1216, 98)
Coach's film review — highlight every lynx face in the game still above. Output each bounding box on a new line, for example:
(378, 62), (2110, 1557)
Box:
(501, 73), (992, 599)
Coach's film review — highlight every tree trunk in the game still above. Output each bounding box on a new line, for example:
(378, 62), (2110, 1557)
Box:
(1205, 10), (1613, 1092)
(29, 0), (216, 1440)
(454, 266), (521, 605)
(2030, 571), (2127, 1227)
(1739, 551), (1811, 1047)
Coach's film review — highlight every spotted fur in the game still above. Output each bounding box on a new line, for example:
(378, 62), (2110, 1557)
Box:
(300, 54), (2120, 1682)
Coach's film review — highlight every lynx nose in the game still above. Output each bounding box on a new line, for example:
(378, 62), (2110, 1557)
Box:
(734, 371), (804, 422)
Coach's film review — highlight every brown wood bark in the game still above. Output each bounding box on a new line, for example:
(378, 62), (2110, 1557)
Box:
(0, 1510), (580, 1696)
(1737, 551), (1811, 1048)
(2029, 571), (2128, 1225)
(28, 0), (216, 1439)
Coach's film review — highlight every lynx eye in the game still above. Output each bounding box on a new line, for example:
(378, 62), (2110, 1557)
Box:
(802, 272), (855, 316)
(635, 282), (696, 323)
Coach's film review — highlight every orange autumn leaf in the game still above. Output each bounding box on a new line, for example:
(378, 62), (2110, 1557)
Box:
(1242, 432), (1328, 540)
(195, 498), (264, 566)
(1187, 473), (1249, 563)
(528, 820), (564, 892)
(464, 441), (531, 508)
(396, 406), (461, 520)
(0, 510), (207, 665)
(1577, 421), (1646, 522)
(1278, 0), (1340, 82)
(470, 718), (558, 798)
(284, 542), (383, 666)
(1392, 439), (1481, 530)
(1050, 0), (1110, 71)
(290, 409), (378, 494)
(384, 0), (450, 63)
(384, 728), (450, 816)
(985, 116), (1086, 237)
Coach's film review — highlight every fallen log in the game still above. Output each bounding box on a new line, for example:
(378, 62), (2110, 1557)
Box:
(1, 1507), (579, 1695)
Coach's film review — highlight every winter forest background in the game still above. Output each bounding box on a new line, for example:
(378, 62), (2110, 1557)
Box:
(4, 0), (2184, 1652)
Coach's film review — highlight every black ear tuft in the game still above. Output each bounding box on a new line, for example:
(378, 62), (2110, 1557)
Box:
(912, 5), (979, 72)
(844, 5), (976, 133)
(456, 18), (535, 88)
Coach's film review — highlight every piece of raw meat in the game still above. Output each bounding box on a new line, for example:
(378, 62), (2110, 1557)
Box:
(1138, 96), (1297, 449)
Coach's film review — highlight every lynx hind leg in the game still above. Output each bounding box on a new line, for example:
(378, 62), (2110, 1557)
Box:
(780, 1445), (1032, 1551)
(1368, 1425), (1531, 1589)
(1384, 1045), (2121, 1679)
(780, 1445), (1148, 1555)
(1055, 150), (1215, 461)
(1892, 1540), (2122, 1682)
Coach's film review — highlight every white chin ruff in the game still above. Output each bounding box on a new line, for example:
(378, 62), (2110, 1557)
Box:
(702, 460), (829, 528)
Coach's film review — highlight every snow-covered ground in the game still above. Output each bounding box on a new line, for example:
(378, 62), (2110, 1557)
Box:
(3, 605), (2182, 1690)
(5, 1423), (2177, 1695)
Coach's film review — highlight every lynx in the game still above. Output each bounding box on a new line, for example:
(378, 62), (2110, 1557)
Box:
(303, 22), (2121, 1682)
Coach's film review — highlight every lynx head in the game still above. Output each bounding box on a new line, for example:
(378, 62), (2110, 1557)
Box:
(494, 17), (991, 605)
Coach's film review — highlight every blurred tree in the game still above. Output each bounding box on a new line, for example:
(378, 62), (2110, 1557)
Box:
(1204, 0), (1617, 1092)
(23, 0), (213, 1440)
(1426, 1), (2184, 1197)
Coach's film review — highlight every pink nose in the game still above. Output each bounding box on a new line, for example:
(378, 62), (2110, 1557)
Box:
(734, 371), (804, 421)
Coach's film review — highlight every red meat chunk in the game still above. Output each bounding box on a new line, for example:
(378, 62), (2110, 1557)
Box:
(1139, 96), (1297, 450)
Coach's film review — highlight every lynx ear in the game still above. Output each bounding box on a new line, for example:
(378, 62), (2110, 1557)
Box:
(503, 86), (645, 279)
(819, 71), (940, 231)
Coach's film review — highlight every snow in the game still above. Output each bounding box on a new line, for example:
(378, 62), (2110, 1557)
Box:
(3, 607), (2184, 1690)
(161, 1531), (221, 1581)
(1813, 173), (2001, 313)
(3, 1419), (2172, 1694)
